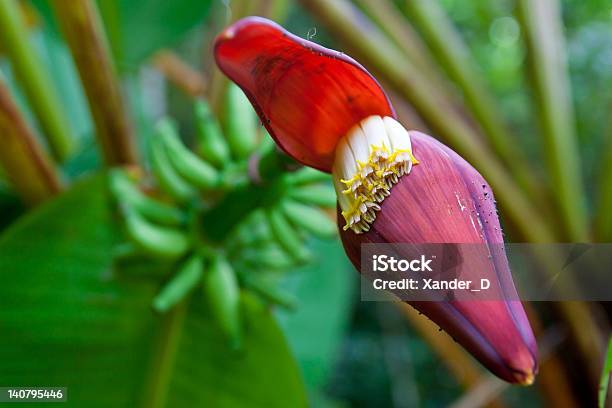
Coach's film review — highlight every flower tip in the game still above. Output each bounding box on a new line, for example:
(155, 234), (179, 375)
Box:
(512, 365), (537, 386)
(505, 350), (538, 385)
(519, 370), (536, 386)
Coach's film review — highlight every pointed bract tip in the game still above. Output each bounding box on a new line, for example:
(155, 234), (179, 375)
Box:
(519, 371), (536, 386)
(510, 357), (538, 385)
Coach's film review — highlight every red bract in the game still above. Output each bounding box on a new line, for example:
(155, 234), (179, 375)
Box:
(214, 17), (538, 384)
(214, 16), (394, 172)
(339, 131), (537, 384)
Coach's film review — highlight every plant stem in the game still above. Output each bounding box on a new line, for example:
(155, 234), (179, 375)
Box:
(256, 0), (290, 21)
(599, 336), (612, 408)
(595, 123), (612, 241)
(141, 302), (187, 408)
(354, 0), (444, 86)
(353, 0), (468, 131)
(402, 0), (548, 214)
(152, 50), (207, 97)
(0, 74), (62, 204)
(51, 0), (138, 166)
(517, 0), (589, 241)
(0, 0), (75, 162)
(300, 0), (555, 243)
(96, 0), (123, 66)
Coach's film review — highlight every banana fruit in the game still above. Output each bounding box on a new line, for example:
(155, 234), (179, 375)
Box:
(150, 132), (197, 203)
(223, 83), (258, 160)
(153, 254), (203, 312)
(287, 167), (330, 185)
(288, 184), (337, 208)
(110, 169), (186, 226)
(281, 199), (337, 238)
(265, 207), (310, 263)
(203, 254), (241, 347)
(157, 119), (220, 190)
(194, 99), (230, 168)
(124, 208), (190, 259)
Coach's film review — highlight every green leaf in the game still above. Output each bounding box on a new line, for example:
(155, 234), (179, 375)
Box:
(0, 173), (155, 407)
(162, 293), (308, 407)
(600, 337), (612, 408)
(0, 173), (308, 407)
(0, 183), (23, 231)
(277, 239), (355, 391)
(31, 0), (213, 70)
(113, 0), (213, 69)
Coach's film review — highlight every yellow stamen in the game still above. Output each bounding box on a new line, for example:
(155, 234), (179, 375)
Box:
(332, 116), (419, 234)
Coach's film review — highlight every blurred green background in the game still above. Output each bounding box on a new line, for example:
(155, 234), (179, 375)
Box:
(0, 0), (611, 407)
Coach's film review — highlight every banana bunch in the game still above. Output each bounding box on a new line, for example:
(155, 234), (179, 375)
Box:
(225, 166), (338, 311)
(111, 84), (338, 346)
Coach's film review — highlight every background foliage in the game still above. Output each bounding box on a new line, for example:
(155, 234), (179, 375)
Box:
(0, 0), (611, 407)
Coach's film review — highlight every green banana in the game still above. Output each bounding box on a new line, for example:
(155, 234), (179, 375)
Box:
(110, 169), (186, 226)
(152, 254), (203, 312)
(281, 200), (337, 239)
(239, 245), (296, 270)
(241, 274), (296, 309)
(218, 162), (249, 190)
(158, 118), (219, 190)
(265, 207), (310, 263)
(224, 83), (258, 159)
(124, 209), (190, 259)
(194, 99), (230, 168)
(203, 253), (241, 347)
(288, 184), (337, 208)
(150, 127), (196, 203)
(231, 211), (274, 245)
(287, 167), (330, 185)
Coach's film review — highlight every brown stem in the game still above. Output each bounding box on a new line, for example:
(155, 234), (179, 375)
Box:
(0, 75), (62, 204)
(254, 0), (290, 20)
(152, 50), (207, 97)
(517, 0), (589, 241)
(51, 0), (137, 166)
(354, 0), (445, 87)
(0, 0), (75, 162)
(385, 86), (430, 133)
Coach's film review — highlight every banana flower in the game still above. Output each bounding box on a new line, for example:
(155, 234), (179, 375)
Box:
(214, 17), (537, 384)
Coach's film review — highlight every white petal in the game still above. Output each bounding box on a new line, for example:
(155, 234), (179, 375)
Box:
(346, 123), (370, 165)
(360, 116), (389, 149)
(334, 136), (358, 181)
(383, 116), (412, 152)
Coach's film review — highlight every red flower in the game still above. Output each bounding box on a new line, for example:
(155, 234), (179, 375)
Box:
(215, 16), (537, 384)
